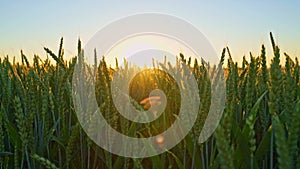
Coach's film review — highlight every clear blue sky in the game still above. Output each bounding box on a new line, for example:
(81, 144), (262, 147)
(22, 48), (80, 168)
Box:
(1, 0), (299, 64)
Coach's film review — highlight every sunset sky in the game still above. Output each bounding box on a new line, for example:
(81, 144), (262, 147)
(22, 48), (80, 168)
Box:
(1, 0), (299, 65)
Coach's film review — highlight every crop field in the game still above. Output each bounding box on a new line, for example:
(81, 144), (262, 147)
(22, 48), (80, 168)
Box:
(0, 33), (299, 169)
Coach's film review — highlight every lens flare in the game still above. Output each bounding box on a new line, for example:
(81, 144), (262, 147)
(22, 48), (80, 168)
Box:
(155, 135), (165, 145)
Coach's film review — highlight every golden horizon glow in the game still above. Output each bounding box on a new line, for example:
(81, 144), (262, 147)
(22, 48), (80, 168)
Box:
(105, 34), (198, 67)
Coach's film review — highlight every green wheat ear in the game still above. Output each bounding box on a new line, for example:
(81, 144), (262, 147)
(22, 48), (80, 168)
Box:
(14, 96), (28, 150)
(66, 124), (80, 168)
(287, 101), (300, 167)
(273, 115), (290, 169)
(32, 154), (59, 169)
(245, 54), (257, 116)
(258, 44), (269, 132)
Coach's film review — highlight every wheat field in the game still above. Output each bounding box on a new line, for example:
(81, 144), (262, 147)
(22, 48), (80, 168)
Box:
(0, 33), (299, 169)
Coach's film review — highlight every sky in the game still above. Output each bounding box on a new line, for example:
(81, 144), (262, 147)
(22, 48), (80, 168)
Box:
(0, 0), (300, 65)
